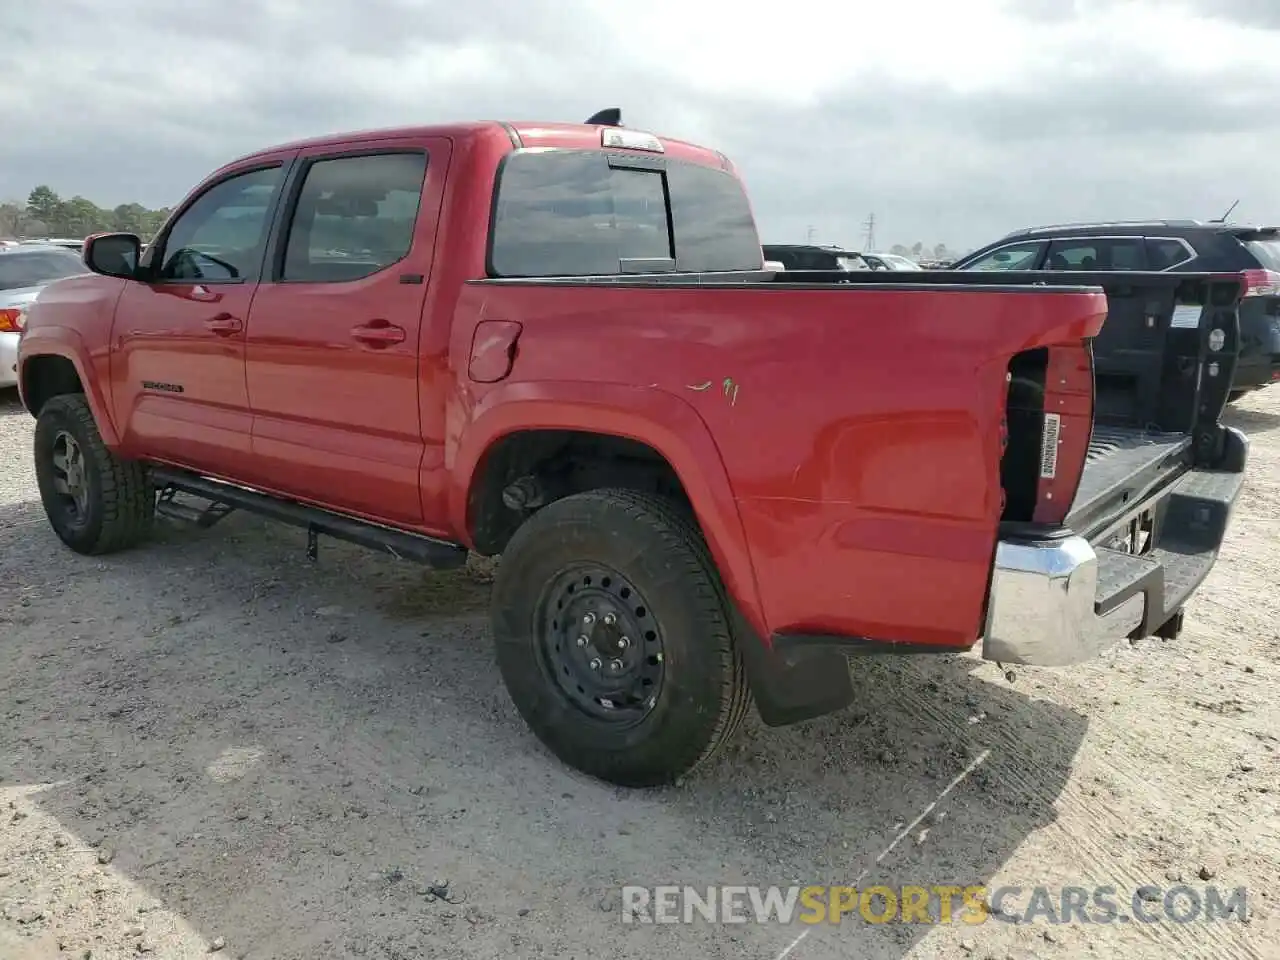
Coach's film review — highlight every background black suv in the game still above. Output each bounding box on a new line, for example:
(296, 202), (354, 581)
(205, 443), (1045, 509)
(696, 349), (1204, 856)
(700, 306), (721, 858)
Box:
(952, 220), (1280, 401)
(763, 244), (872, 271)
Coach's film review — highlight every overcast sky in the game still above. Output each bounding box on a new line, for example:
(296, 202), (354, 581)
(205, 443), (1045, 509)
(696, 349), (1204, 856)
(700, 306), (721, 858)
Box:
(3, 0), (1277, 251)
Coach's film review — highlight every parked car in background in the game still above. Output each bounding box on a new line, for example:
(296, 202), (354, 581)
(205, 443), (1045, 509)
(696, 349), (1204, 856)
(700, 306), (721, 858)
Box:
(952, 220), (1280, 402)
(863, 252), (922, 271)
(762, 244), (872, 271)
(0, 243), (90, 388)
(35, 238), (87, 252)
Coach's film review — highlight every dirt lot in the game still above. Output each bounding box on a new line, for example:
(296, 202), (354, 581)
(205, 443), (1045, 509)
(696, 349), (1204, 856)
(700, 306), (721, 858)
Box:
(1, 387), (1277, 960)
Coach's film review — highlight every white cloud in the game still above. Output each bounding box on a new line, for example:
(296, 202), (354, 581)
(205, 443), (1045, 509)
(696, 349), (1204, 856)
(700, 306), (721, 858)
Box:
(2, 0), (1279, 250)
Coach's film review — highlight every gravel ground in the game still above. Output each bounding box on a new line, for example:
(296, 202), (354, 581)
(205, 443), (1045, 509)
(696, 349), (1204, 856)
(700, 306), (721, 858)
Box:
(1, 385), (1277, 960)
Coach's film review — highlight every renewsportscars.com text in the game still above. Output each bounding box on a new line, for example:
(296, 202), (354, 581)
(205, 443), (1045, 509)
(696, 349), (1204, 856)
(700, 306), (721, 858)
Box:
(621, 884), (1248, 926)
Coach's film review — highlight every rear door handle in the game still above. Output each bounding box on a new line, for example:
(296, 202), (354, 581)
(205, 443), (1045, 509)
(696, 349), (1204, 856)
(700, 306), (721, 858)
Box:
(351, 321), (406, 346)
(204, 313), (242, 334)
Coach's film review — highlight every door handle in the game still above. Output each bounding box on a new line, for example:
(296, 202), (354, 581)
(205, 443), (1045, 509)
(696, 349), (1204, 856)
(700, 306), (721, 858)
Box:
(205, 313), (242, 334)
(351, 321), (406, 346)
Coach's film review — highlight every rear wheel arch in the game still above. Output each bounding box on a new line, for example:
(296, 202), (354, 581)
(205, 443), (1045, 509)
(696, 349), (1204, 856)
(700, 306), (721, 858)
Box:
(453, 386), (767, 636)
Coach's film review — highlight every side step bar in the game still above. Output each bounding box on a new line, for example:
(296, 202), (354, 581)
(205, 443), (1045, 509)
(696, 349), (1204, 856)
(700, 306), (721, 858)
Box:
(150, 467), (469, 569)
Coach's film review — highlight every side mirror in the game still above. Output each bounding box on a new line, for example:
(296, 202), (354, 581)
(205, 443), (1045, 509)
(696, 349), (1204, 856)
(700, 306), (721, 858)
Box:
(83, 232), (141, 279)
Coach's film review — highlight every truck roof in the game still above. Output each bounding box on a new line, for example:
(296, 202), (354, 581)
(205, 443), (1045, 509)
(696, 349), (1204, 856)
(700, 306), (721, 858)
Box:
(230, 119), (732, 171)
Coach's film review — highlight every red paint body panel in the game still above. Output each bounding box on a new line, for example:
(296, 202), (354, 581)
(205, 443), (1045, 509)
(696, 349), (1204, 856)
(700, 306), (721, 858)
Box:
(242, 136), (452, 527)
(447, 282), (1107, 646)
(16, 274), (126, 445)
(17, 116), (1110, 653)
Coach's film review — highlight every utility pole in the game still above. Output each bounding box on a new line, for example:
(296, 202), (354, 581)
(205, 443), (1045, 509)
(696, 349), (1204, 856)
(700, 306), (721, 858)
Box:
(806, 224), (816, 243)
(863, 213), (876, 253)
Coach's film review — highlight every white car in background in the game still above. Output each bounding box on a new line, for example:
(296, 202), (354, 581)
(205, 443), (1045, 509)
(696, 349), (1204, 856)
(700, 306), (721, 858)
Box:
(863, 252), (923, 271)
(0, 243), (90, 389)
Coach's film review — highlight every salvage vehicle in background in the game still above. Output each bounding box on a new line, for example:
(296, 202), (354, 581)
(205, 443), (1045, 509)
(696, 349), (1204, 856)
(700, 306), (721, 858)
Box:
(862, 252), (921, 271)
(762, 243), (872, 271)
(953, 220), (1280, 402)
(16, 112), (1249, 787)
(0, 243), (89, 389)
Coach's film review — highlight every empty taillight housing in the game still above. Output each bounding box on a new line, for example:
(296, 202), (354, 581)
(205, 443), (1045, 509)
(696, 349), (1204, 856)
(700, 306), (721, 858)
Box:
(1240, 269), (1280, 298)
(1032, 343), (1094, 525)
(0, 308), (25, 334)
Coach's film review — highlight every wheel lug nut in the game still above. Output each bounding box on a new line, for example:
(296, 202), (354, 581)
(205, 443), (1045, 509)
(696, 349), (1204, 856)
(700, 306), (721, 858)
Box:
(589, 658), (602, 671)
(576, 635), (588, 647)
(618, 636), (630, 650)
(603, 613), (617, 626)
(609, 659), (623, 672)
(582, 612), (595, 625)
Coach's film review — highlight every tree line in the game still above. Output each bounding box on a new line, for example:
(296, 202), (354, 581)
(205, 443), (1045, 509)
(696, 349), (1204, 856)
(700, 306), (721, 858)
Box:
(0, 186), (172, 241)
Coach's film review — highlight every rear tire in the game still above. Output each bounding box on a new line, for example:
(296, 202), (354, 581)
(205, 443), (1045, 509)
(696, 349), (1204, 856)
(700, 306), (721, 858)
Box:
(490, 488), (750, 787)
(33, 394), (154, 555)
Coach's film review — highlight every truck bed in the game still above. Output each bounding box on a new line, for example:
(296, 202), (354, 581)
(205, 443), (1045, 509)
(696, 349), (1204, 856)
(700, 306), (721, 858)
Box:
(1067, 425), (1192, 536)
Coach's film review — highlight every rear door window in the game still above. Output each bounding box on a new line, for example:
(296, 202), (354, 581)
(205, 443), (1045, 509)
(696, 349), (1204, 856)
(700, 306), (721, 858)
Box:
(281, 152), (428, 283)
(489, 150), (761, 277)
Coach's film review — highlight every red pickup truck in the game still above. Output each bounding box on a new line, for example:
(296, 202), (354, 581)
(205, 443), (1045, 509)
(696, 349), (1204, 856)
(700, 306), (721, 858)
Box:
(17, 112), (1249, 787)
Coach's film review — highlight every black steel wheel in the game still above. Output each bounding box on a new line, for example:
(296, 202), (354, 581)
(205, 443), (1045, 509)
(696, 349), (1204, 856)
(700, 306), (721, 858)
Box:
(492, 488), (750, 787)
(537, 563), (666, 724)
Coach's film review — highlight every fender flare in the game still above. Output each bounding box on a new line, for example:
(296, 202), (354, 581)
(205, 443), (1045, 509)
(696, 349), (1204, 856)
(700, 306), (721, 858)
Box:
(449, 379), (768, 637)
(17, 326), (121, 448)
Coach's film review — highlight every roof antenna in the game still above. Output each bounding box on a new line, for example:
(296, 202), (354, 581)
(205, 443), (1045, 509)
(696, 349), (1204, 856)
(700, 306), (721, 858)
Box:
(585, 108), (622, 127)
(1212, 199), (1240, 223)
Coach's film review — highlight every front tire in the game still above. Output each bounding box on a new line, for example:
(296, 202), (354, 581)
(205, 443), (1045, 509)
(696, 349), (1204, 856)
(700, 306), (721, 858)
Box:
(491, 488), (750, 787)
(33, 394), (154, 555)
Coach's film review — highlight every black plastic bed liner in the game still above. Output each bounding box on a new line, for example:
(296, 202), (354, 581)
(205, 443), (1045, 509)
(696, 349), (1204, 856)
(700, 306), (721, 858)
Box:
(1066, 425), (1192, 538)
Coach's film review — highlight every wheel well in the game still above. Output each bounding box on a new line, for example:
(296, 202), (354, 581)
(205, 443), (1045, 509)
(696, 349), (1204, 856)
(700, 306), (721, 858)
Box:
(21, 355), (84, 416)
(468, 429), (692, 555)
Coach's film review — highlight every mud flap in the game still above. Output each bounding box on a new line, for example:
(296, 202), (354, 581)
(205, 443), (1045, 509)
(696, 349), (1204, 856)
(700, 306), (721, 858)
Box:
(731, 609), (855, 727)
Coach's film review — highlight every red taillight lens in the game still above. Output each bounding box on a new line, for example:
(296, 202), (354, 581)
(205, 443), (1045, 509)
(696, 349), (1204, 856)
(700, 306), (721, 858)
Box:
(1032, 343), (1094, 525)
(0, 308), (24, 333)
(1240, 269), (1280, 298)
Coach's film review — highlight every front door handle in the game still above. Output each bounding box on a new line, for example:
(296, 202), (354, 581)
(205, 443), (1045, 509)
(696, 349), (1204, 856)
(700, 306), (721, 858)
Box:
(351, 321), (406, 346)
(205, 313), (242, 335)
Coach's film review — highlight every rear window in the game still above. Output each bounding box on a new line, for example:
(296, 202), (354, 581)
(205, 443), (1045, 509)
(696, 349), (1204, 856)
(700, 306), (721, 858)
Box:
(0, 249), (86, 291)
(489, 149), (761, 277)
(1242, 239), (1280, 271)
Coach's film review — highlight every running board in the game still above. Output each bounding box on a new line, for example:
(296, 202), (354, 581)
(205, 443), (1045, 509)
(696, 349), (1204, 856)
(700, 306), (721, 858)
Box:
(149, 467), (469, 569)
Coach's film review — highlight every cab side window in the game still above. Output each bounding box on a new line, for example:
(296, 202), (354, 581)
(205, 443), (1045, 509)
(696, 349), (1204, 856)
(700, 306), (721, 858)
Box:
(158, 166), (283, 282)
(281, 152), (428, 283)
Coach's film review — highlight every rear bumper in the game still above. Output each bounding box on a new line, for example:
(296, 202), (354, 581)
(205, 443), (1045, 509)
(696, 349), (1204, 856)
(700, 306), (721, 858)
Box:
(982, 535), (1145, 666)
(0, 331), (19, 388)
(981, 433), (1248, 667)
(1230, 353), (1280, 392)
